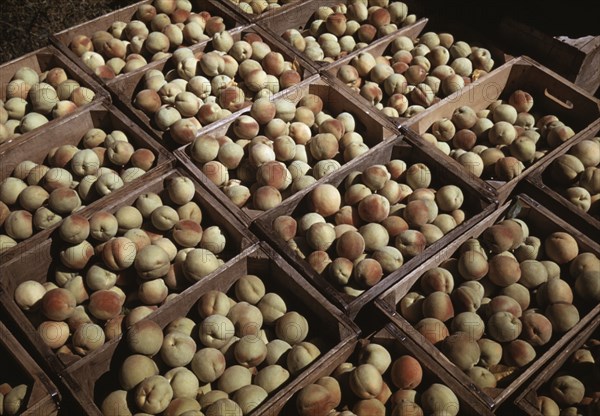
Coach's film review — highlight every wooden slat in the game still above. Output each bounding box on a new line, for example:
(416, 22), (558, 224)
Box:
(403, 56), (600, 204)
(61, 242), (359, 416)
(0, 101), (176, 265)
(174, 74), (398, 227)
(0, 167), (257, 375)
(254, 137), (497, 319)
(375, 194), (600, 412)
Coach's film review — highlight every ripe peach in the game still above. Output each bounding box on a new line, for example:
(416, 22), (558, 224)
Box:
(422, 291), (454, 322)
(414, 318), (449, 345)
(451, 312), (485, 341)
(335, 230), (365, 261)
(72, 323), (105, 356)
(38, 321), (69, 349)
(59, 240), (94, 270)
(395, 230), (426, 258)
(88, 290), (123, 321)
(102, 237), (137, 271)
(487, 255), (521, 287)
(487, 312), (522, 342)
(310, 184), (342, 217)
(420, 384), (459, 416)
(544, 232), (579, 264)
(353, 259), (383, 288)
(545, 303), (580, 334)
(487, 295), (522, 318)
(41, 288), (76, 321)
(442, 332), (480, 370)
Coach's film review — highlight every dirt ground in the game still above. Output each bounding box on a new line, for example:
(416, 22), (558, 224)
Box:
(0, 0), (139, 63)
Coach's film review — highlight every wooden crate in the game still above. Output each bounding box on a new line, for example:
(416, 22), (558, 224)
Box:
(221, 0), (302, 23)
(254, 137), (497, 319)
(375, 194), (600, 413)
(0, 101), (175, 265)
(0, 167), (256, 375)
(0, 45), (110, 150)
(59, 242), (359, 416)
(108, 24), (316, 150)
(515, 318), (600, 416)
(174, 75), (398, 227)
(259, 0), (427, 71)
(279, 323), (493, 415)
(50, 0), (242, 87)
(498, 18), (600, 95)
(403, 56), (600, 203)
(324, 16), (512, 128)
(0, 320), (60, 416)
(521, 120), (600, 241)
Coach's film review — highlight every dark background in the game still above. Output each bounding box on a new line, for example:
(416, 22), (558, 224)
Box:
(1, 0), (598, 64)
(0, 0), (138, 63)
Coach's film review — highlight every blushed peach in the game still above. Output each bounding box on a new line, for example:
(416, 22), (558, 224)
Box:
(544, 232), (579, 264)
(335, 230), (366, 261)
(545, 303), (580, 334)
(88, 290), (123, 321)
(487, 255), (521, 287)
(422, 291), (454, 322)
(521, 312), (553, 347)
(310, 184), (341, 217)
(41, 288), (76, 321)
(414, 318), (449, 345)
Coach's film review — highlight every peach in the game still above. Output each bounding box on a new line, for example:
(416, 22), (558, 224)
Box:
(41, 288), (76, 321)
(72, 323), (105, 356)
(414, 317), (449, 345)
(544, 232), (579, 264)
(502, 339), (536, 368)
(353, 258), (383, 288)
(457, 250), (488, 281)
(336, 230), (366, 261)
(443, 332), (480, 371)
(126, 320), (163, 356)
(357, 194), (390, 223)
(482, 224), (515, 253)
(389, 355), (422, 390)
(310, 184), (342, 217)
(395, 230), (426, 258)
(421, 291), (454, 322)
(451, 312), (485, 341)
(274, 216), (297, 242)
(487, 295), (522, 318)
(487, 255), (521, 287)
(160, 332), (196, 367)
(88, 290), (123, 321)
(296, 383), (334, 416)
(420, 267), (454, 294)
(546, 303), (580, 334)
(350, 364), (383, 399)
(421, 384), (459, 416)
(253, 186), (282, 211)
(466, 367), (497, 389)
(487, 312), (521, 342)
(102, 237), (137, 271)
(550, 376), (585, 406)
(38, 321), (69, 349)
